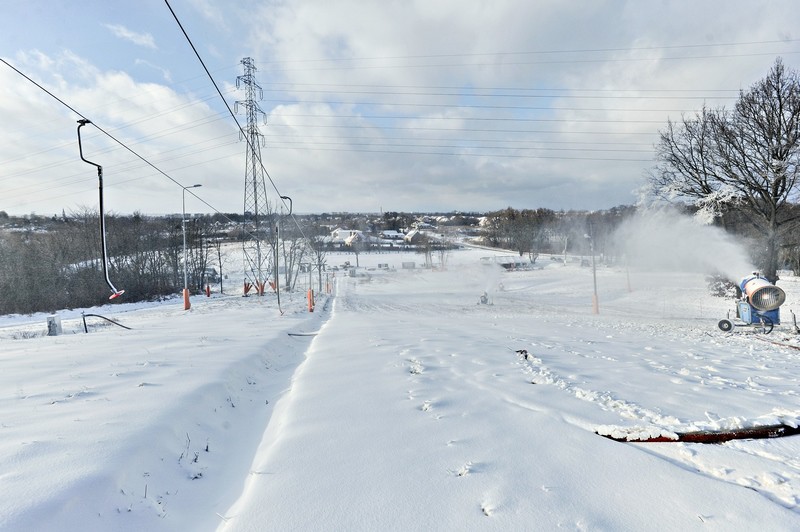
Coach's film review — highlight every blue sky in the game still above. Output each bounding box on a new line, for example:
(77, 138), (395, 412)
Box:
(1, 0), (799, 216)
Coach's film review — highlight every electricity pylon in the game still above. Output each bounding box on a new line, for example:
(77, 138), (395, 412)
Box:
(236, 57), (272, 295)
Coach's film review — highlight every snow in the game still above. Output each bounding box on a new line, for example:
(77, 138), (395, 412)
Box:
(2, 245), (800, 530)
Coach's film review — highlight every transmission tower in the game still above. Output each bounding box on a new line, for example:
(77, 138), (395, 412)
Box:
(236, 57), (272, 295)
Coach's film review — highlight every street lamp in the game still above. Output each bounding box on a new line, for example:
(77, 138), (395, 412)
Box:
(585, 227), (599, 315)
(274, 195), (292, 313)
(182, 184), (202, 310)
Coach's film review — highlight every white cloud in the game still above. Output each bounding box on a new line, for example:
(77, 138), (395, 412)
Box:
(104, 23), (157, 50)
(1, 1), (798, 215)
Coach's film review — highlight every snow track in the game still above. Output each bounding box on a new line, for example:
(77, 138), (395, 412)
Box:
(4, 250), (800, 530)
(219, 256), (800, 530)
(510, 312), (800, 511)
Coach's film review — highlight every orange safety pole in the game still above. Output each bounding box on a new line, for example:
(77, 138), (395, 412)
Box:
(183, 288), (191, 310)
(205, 285), (211, 297)
(307, 289), (314, 312)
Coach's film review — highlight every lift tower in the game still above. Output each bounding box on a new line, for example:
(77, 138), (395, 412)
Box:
(236, 57), (272, 295)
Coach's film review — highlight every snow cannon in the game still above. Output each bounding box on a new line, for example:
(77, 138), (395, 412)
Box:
(718, 273), (785, 334)
(739, 272), (786, 312)
(740, 274), (785, 312)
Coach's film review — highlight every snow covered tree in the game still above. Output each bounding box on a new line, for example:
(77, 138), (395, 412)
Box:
(650, 58), (800, 282)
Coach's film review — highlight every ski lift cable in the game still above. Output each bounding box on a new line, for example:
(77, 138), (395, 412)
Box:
(163, 0), (308, 243)
(0, 56), (261, 242)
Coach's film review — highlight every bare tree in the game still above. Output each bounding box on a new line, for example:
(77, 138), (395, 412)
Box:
(186, 216), (212, 292)
(279, 221), (307, 291)
(416, 233), (434, 267)
(524, 208), (557, 263)
(504, 208), (533, 257)
(208, 237), (229, 293)
(308, 235), (328, 293)
(650, 58), (800, 282)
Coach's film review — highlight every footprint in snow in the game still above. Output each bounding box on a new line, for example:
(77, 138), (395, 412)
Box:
(451, 461), (473, 477)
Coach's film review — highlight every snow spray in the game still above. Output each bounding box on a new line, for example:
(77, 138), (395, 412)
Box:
(614, 208), (755, 281)
(481, 262), (504, 302)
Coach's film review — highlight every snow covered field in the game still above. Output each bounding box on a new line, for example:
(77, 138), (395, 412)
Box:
(3, 243), (800, 530)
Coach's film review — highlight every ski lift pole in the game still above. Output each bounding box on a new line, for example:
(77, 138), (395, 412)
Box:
(274, 196), (292, 315)
(77, 119), (124, 300)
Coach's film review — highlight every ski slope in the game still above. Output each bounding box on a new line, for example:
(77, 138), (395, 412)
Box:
(2, 246), (800, 530)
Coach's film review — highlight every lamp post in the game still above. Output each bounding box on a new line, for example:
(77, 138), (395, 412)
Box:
(275, 195), (292, 313)
(590, 237), (599, 314)
(586, 226), (599, 315)
(182, 184), (202, 310)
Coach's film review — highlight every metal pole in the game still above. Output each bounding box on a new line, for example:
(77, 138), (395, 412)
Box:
(77, 119), (124, 300)
(182, 184), (202, 310)
(274, 221), (280, 310)
(589, 226), (599, 315)
(275, 196), (292, 314)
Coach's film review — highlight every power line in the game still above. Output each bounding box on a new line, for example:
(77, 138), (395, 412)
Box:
(0, 56), (250, 231)
(256, 38), (800, 66)
(261, 132), (654, 147)
(163, 0), (293, 218)
(164, 0), (319, 290)
(262, 86), (739, 100)
(264, 81), (743, 93)
(260, 98), (707, 113)
(271, 50), (800, 73)
(274, 113), (667, 124)
(263, 122), (660, 135)
(261, 138), (652, 153)
(244, 144), (652, 162)
(7, 14), (786, 216)
(0, 52), (739, 195)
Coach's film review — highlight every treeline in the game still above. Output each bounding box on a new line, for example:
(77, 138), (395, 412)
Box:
(4, 204), (800, 315)
(479, 206), (637, 263)
(479, 204), (800, 276)
(0, 210), (222, 315)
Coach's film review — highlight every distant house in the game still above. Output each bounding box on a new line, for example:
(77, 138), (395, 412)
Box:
(330, 228), (363, 244)
(344, 231), (364, 246)
(380, 230), (404, 240)
(329, 228), (382, 248)
(404, 229), (425, 245)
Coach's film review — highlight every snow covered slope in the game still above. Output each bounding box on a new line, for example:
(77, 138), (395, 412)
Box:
(2, 247), (800, 530)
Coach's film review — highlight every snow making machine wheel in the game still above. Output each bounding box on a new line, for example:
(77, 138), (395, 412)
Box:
(718, 319), (734, 332)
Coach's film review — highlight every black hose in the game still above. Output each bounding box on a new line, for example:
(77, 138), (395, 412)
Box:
(81, 312), (132, 332)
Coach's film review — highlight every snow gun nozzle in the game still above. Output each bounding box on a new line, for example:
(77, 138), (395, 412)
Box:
(77, 119), (92, 125)
(109, 290), (125, 300)
(739, 274), (785, 312)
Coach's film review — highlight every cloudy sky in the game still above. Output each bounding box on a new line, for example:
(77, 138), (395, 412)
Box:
(1, 0), (798, 217)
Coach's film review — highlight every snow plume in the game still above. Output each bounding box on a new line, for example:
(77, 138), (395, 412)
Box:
(478, 262), (504, 303)
(614, 208), (755, 281)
